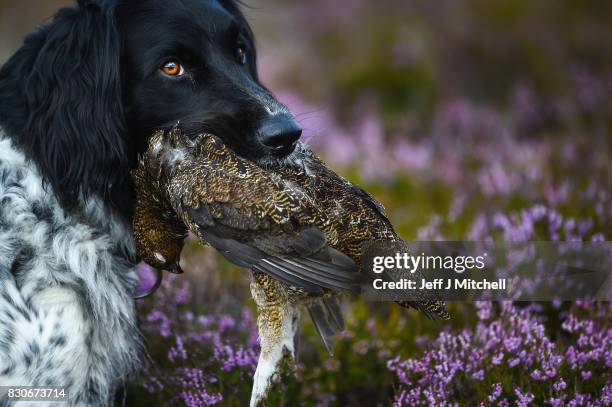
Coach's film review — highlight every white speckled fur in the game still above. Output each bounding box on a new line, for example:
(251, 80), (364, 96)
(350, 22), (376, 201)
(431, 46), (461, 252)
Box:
(0, 130), (142, 406)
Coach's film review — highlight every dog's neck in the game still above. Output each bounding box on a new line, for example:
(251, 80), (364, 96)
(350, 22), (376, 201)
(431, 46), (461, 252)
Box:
(0, 127), (138, 264)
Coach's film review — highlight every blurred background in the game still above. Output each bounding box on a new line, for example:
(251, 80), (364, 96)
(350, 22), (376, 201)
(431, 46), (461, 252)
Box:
(1, 1), (610, 406)
(3, 0), (612, 139)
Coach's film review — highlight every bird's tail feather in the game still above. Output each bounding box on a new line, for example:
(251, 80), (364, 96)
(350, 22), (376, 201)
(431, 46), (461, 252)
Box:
(323, 296), (345, 331)
(307, 297), (345, 355)
(398, 300), (451, 320)
(388, 239), (451, 320)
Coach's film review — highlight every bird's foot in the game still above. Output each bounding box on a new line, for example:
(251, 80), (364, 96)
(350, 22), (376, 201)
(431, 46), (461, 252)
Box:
(250, 347), (294, 407)
(249, 276), (299, 407)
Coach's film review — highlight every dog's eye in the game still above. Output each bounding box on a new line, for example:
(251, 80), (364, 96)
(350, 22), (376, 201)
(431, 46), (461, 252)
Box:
(235, 45), (247, 65)
(161, 60), (185, 77)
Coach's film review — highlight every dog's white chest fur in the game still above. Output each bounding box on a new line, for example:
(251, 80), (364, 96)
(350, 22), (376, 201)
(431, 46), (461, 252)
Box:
(0, 131), (142, 405)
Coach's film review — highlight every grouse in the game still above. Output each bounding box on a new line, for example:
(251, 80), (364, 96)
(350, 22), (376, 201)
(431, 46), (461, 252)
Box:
(132, 127), (449, 406)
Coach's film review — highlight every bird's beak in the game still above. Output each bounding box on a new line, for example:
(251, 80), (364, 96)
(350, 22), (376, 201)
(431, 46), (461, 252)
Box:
(166, 262), (184, 274)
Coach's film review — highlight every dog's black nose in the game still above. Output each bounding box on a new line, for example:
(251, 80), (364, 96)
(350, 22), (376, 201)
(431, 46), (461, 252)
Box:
(257, 116), (302, 156)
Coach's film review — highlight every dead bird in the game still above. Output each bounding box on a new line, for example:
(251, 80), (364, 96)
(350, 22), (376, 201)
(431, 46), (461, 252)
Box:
(132, 127), (449, 406)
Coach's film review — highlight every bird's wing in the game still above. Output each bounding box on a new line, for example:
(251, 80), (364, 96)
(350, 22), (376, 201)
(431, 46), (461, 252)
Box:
(196, 226), (361, 294)
(162, 133), (362, 294)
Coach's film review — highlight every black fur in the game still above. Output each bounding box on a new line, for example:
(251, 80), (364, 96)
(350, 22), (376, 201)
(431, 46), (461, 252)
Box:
(0, 1), (127, 211)
(0, 0), (299, 219)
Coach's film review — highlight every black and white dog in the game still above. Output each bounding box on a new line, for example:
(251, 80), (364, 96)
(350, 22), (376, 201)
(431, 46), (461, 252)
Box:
(0, 0), (301, 404)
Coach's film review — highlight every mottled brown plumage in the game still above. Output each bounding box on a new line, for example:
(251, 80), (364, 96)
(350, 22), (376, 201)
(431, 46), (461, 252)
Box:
(134, 128), (360, 295)
(132, 127), (448, 406)
(132, 158), (187, 274)
(269, 148), (450, 320)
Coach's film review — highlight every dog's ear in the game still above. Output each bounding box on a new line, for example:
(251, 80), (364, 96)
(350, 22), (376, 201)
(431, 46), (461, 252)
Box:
(23, 1), (127, 210)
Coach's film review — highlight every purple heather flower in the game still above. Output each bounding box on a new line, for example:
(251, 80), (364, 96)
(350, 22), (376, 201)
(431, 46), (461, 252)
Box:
(475, 301), (493, 321)
(497, 399), (510, 407)
(390, 302), (611, 406)
(218, 314), (236, 331)
(530, 369), (545, 381)
(601, 383), (612, 405)
(514, 388), (534, 406)
(180, 390), (223, 407)
(146, 310), (172, 337)
(172, 282), (190, 305)
(168, 335), (188, 362)
(488, 383), (502, 402)
(567, 392), (589, 407)
(549, 397), (564, 407)
(553, 378), (567, 392)
(491, 352), (504, 365)
(214, 343), (258, 373)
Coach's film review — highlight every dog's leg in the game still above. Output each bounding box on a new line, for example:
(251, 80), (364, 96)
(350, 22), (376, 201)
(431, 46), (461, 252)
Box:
(249, 274), (299, 407)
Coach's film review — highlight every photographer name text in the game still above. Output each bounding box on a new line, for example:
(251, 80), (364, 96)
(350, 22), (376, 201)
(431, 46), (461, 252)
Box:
(370, 252), (507, 291)
(372, 278), (507, 290)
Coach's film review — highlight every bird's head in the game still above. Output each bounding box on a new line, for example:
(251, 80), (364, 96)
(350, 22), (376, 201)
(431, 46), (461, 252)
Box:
(132, 193), (187, 273)
(132, 133), (188, 273)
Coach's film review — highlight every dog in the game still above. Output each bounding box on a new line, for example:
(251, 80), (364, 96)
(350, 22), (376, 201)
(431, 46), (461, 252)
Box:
(0, 0), (302, 404)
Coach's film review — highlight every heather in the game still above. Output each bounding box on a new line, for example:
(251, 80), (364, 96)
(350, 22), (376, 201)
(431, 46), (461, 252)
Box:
(125, 1), (610, 406)
(388, 302), (611, 406)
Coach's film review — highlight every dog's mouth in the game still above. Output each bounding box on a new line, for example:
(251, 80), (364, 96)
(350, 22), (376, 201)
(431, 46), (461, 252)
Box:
(153, 115), (307, 172)
(254, 140), (306, 168)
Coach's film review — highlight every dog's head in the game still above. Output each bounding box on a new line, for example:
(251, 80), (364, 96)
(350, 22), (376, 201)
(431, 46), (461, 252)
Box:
(118, 0), (302, 164)
(0, 0), (301, 216)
